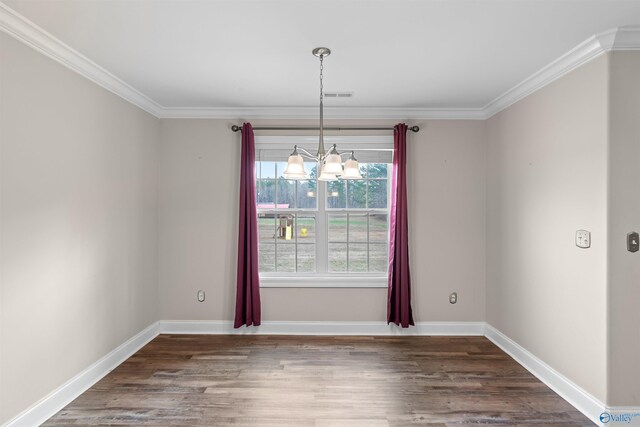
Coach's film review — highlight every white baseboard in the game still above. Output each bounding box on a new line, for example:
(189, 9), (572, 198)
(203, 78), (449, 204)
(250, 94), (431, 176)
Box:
(484, 324), (606, 426)
(4, 322), (159, 427)
(7, 320), (635, 427)
(0, 320), (482, 427)
(158, 320), (485, 336)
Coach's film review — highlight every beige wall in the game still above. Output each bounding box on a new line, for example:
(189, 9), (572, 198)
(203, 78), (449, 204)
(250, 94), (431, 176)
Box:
(3, 17), (638, 423)
(158, 119), (238, 321)
(486, 55), (610, 402)
(0, 29), (487, 423)
(608, 51), (640, 406)
(0, 33), (160, 424)
(158, 119), (486, 322)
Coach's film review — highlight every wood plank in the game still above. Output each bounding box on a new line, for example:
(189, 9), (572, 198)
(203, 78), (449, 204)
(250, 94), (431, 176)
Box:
(43, 335), (593, 426)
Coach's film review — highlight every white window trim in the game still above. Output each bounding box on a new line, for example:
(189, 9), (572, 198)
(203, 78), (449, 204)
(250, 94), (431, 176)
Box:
(260, 275), (388, 288)
(255, 135), (394, 150)
(255, 134), (393, 288)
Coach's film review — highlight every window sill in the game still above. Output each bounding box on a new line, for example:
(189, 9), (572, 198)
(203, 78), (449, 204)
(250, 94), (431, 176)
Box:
(259, 275), (388, 288)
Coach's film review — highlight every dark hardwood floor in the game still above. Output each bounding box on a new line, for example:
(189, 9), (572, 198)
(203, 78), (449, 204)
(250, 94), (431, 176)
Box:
(44, 335), (593, 426)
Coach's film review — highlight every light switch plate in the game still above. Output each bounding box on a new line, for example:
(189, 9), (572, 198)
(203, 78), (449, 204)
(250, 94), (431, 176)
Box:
(627, 232), (639, 253)
(576, 230), (591, 249)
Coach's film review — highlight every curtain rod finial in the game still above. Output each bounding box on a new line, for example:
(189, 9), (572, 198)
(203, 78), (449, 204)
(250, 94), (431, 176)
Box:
(409, 126), (420, 133)
(231, 125), (242, 132)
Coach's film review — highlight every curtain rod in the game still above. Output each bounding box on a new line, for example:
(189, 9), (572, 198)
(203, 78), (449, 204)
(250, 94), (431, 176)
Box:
(230, 125), (420, 133)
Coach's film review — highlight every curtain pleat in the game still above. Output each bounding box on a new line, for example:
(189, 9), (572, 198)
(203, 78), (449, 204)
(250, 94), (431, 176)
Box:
(387, 123), (414, 328)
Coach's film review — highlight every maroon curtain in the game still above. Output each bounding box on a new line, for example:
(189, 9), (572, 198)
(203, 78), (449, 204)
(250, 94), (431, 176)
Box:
(234, 123), (261, 328)
(387, 123), (414, 328)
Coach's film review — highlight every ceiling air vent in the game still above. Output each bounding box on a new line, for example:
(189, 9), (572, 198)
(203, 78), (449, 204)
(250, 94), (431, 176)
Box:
(324, 92), (354, 98)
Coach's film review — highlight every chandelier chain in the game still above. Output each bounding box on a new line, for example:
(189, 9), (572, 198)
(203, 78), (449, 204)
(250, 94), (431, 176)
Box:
(319, 54), (324, 102)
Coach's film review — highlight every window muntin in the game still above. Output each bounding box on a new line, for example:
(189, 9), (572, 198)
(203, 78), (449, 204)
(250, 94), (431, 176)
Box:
(325, 163), (389, 273)
(326, 163), (388, 209)
(258, 213), (317, 273)
(327, 213), (388, 273)
(257, 161), (317, 273)
(257, 161), (317, 210)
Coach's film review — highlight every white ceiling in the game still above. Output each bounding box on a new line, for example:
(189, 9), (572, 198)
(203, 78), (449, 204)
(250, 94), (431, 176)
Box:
(3, 0), (640, 112)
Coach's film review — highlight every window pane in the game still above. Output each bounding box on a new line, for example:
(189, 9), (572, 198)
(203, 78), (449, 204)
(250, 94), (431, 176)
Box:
(276, 161), (288, 178)
(369, 213), (388, 242)
(256, 162), (276, 179)
(306, 162), (318, 179)
(328, 243), (347, 272)
(297, 244), (315, 273)
(276, 214), (295, 242)
(327, 180), (346, 209)
(259, 243), (275, 272)
(296, 215), (315, 243)
(348, 214), (367, 243)
(258, 214), (276, 242)
(358, 164), (368, 179)
(276, 179), (296, 209)
(328, 214), (347, 242)
(368, 163), (388, 179)
(369, 243), (388, 273)
(276, 244), (295, 272)
(347, 180), (367, 209)
(257, 179), (276, 208)
(297, 180), (317, 209)
(368, 179), (387, 209)
(348, 243), (368, 272)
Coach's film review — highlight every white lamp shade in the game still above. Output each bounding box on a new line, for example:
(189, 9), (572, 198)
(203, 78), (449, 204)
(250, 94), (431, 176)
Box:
(341, 158), (362, 179)
(318, 164), (338, 181)
(283, 154), (309, 179)
(322, 153), (343, 175)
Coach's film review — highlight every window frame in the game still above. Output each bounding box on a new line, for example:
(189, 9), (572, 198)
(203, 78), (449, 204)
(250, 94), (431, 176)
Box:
(255, 135), (393, 288)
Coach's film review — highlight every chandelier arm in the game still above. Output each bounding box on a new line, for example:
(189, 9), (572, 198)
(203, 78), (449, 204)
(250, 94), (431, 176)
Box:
(295, 147), (316, 159)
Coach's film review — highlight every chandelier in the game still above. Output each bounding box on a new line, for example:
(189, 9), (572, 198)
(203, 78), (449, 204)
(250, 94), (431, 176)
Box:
(283, 47), (362, 181)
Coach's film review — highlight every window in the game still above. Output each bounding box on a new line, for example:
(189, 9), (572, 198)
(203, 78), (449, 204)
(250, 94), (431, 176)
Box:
(256, 161), (317, 273)
(325, 165), (389, 272)
(255, 136), (392, 287)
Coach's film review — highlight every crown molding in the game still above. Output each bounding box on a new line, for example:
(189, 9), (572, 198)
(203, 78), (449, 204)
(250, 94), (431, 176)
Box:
(483, 26), (640, 118)
(2, 1), (640, 121)
(157, 106), (486, 120)
(0, 2), (164, 117)
(482, 31), (608, 118)
(609, 25), (640, 51)
(0, 0), (483, 121)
